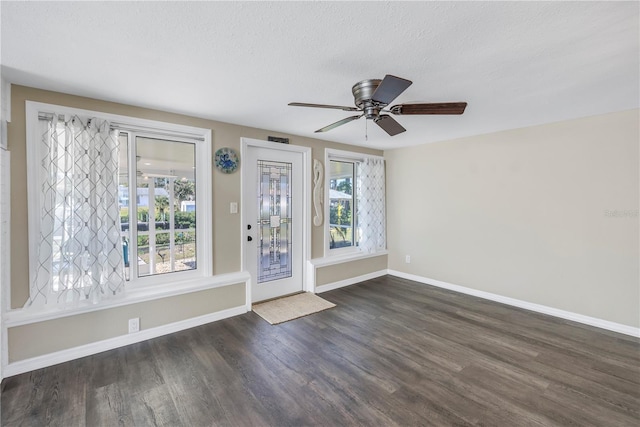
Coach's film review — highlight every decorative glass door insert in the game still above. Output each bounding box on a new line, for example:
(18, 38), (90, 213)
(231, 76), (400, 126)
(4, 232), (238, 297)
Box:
(257, 160), (292, 283)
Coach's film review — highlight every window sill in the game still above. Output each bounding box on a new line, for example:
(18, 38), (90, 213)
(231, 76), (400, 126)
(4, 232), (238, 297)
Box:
(310, 250), (388, 268)
(5, 271), (250, 327)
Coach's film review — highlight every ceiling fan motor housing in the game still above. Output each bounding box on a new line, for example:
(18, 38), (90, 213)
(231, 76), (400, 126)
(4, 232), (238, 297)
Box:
(352, 79), (384, 119)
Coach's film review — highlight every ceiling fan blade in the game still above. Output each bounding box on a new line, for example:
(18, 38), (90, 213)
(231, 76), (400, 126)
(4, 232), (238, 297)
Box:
(389, 102), (467, 115)
(371, 75), (413, 105)
(375, 115), (406, 136)
(315, 115), (363, 133)
(289, 102), (360, 112)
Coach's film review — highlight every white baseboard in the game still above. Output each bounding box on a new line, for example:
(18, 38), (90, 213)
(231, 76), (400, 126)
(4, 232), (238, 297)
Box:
(315, 270), (387, 294)
(3, 305), (247, 379)
(388, 270), (640, 338)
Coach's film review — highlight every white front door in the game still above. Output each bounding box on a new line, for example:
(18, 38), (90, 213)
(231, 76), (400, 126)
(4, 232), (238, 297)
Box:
(243, 139), (308, 303)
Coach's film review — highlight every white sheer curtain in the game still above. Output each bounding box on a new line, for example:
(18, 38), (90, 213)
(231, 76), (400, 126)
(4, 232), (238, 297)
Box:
(357, 157), (386, 253)
(26, 114), (125, 308)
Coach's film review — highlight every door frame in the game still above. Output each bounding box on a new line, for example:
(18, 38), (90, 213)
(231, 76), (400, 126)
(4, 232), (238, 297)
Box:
(240, 137), (312, 309)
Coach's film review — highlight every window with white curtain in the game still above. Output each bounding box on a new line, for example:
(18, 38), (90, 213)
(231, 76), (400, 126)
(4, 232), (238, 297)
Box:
(27, 115), (125, 307)
(25, 102), (212, 308)
(325, 149), (386, 256)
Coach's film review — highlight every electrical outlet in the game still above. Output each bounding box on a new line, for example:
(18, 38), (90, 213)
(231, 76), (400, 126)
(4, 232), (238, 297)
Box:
(405, 255), (411, 264)
(230, 202), (238, 214)
(128, 317), (140, 333)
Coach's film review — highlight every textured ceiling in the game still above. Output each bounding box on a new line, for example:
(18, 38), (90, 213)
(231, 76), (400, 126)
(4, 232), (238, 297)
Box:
(1, 1), (638, 149)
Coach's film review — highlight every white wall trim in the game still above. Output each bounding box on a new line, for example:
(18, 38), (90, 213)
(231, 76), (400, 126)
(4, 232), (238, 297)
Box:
(310, 250), (388, 268)
(5, 271), (250, 327)
(315, 269), (387, 294)
(3, 305), (247, 379)
(1, 77), (11, 126)
(388, 270), (640, 338)
(0, 79), (11, 384)
(0, 148), (8, 382)
(305, 260), (316, 293)
(324, 148), (384, 162)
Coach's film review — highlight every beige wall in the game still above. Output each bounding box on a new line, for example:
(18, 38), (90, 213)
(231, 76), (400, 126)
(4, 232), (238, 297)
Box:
(386, 109), (639, 328)
(316, 255), (387, 287)
(6, 85), (383, 362)
(8, 283), (244, 362)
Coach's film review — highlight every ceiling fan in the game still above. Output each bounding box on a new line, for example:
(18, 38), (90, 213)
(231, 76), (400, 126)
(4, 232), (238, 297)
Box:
(289, 74), (467, 136)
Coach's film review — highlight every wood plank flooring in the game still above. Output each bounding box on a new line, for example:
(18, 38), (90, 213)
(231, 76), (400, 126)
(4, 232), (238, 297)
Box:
(2, 275), (639, 426)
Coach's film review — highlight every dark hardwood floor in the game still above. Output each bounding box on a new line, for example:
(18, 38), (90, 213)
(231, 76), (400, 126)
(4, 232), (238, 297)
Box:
(2, 275), (639, 426)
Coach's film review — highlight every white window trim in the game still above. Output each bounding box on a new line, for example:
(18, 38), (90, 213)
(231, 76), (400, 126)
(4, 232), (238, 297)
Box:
(25, 101), (213, 300)
(0, 147), (9, 381)
(1, 78), (10, 150)
(324, 148), (384, 257)
(326, 156), (358, 256)
(122, 130), (205, 286)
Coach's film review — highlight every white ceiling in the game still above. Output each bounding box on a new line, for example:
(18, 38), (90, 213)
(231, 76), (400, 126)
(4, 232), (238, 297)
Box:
(1, 1), (638, 150)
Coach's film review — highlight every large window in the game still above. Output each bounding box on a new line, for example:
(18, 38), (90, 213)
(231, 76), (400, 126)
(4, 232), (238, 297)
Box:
(26, 101), (211, 307)
(119, 133), (199, 281)
(325, 149), (386, 256)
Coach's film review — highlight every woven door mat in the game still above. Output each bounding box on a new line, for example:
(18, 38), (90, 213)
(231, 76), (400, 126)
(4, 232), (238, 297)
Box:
(253, 292), (336, 325)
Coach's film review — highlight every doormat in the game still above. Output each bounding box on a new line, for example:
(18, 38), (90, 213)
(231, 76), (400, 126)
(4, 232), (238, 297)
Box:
(253, 292), (336, 325)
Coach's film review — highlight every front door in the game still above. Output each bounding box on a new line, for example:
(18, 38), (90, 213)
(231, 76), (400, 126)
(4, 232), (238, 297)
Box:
(243, 140), (307, 303)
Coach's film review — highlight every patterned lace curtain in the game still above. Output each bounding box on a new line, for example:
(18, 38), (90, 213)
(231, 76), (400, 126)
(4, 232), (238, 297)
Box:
(357, 157), (386, 253)
(26, 114), (125, 308)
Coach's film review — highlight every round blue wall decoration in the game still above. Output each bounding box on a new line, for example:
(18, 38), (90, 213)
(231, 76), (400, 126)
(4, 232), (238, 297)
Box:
(215, 147), (239, 173)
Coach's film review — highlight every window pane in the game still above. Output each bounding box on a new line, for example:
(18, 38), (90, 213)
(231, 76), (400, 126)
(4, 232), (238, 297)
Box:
(118, 132), (130, 280)
(329, 160), (355, 249)
(135, 137), (196, 277)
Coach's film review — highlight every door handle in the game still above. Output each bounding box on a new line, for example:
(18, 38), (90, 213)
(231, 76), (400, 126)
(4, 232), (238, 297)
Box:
(247, 224), (252, 230)
(247, 236), (253, 242)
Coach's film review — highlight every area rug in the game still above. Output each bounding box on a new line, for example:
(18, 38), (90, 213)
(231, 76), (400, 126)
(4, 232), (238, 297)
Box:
(253, 292), (336, 325)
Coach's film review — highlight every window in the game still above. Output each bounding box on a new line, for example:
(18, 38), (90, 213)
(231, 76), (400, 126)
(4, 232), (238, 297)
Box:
(329, 160), (357, 250)
(26, 101), (211, 307)
(325, 149), (386, 256)
(119, 133), (199, 281)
